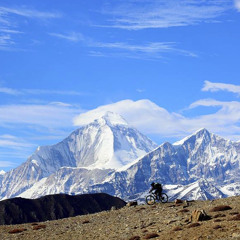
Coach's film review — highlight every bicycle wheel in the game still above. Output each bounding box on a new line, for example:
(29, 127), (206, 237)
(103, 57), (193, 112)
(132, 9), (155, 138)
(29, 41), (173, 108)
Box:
(160, 193), (168, 203)
(146, 195), (156, 205)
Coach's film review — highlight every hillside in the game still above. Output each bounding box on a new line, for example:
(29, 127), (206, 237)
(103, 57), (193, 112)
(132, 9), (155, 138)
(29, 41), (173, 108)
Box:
(0, 193), (126, 225)
(1, 195), (240, 239)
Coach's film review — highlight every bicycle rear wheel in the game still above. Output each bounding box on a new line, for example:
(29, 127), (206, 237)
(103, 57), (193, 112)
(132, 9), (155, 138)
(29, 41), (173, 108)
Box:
(160, 193), (168, 203)
(146, 195), (156, 205)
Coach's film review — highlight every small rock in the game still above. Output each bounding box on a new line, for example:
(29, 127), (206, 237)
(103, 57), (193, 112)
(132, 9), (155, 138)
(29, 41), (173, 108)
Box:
(82, 220), (90, 224)
(187, 223), (201, 228)
(129, 236), (140, 240)
(172, 226), (182, 231)
(214, 213), (226, 218)
(230, 214), (240, 221)
(175, 199), (183, 204)
(33, 224), (46, 230)
(178, 209), (189, 213)
(229, 212), (239, 215)
(127, 201), (138, 207)
(212, 225), (222, 229)
(143, 233), (159, 239)
(8, 228), (27, 234)
(167, 219), (177, 225)
(209, 205), (232, 212)
(232, 233), (240, 238)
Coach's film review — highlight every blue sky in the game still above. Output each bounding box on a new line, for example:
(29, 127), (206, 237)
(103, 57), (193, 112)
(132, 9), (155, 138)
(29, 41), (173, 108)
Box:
(1, 0), (240, 171)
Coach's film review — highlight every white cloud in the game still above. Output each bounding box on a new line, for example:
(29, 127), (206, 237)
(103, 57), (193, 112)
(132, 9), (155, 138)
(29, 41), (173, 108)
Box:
(0, 103), (83, 128)
(202, 80), (240, 96)
(0, 135), (34, 149)
(74, 99), (189, 137)
(0, 87), (21, 95)
(234, 0), (240, 11)
(187, 99), (240, 138)
(74, 98), (240, 141)
(0, 161), (16, 168)
(0, 34), (15, 49)
(100, 0), (231, 30)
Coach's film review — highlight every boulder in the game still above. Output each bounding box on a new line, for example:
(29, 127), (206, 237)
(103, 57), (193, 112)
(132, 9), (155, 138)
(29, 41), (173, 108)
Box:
(190, 209), (211, 222)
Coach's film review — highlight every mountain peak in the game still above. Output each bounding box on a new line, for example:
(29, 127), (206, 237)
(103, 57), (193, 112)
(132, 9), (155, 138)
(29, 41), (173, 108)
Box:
(194, 128), (209, 135)
(95, 112), (128, 127)
(173, 128), (210, 146)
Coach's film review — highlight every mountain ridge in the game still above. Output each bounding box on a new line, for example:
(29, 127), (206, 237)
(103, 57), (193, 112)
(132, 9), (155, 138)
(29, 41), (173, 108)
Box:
(0, 113), (240, 202)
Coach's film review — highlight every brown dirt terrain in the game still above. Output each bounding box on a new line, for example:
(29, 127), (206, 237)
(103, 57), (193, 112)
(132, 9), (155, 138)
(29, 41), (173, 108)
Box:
(1, 195), (240, 240)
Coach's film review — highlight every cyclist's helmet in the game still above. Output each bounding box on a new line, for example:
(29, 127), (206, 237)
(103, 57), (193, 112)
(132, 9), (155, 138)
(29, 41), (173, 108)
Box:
(151, 182), (155, 187)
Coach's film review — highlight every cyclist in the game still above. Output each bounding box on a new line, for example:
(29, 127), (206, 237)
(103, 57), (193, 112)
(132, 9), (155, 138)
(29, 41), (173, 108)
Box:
(149, 182), (162, 199)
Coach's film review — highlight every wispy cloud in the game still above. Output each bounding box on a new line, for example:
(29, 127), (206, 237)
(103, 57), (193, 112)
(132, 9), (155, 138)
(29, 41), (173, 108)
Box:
(0, 134), (35, 167)
(136, 89), (145, 93)
(0, 86), (87, 96)
(0, 102), (84, 164)
(49, 32), (84, 42)
(0, 6), (61, 19)
(93, 41), (197, 58)
(0, 134), (34, 149)
(0, 28), (23, 34)
(202, 80), (240, 96)
(23, 89), (87, 96)
(0, 87), (22, 95)
(100, 0), (231, 30)
(0, 103), (83, 128)
(0, 5), (61, 50)
(0, 161), (16, 168)
(234, 0), (240, 11)
(46, 31), (198, 59)
(0, 34), (14, 49)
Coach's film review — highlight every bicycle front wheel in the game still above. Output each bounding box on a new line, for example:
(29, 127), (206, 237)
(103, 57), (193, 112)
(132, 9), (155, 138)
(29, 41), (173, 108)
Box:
(146, 195), (156, 205)
(160, 193), (168, 203)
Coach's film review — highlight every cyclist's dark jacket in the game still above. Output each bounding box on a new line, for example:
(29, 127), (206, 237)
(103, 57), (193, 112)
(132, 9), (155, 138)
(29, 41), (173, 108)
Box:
(149, 183), (162, 197)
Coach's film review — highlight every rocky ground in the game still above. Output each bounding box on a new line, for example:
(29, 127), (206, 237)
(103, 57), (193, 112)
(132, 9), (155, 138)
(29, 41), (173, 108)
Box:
(1, 195), (240, 240)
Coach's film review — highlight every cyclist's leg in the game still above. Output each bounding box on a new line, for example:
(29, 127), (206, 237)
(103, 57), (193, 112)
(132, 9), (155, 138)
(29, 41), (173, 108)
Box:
(155, 190), (160, 200)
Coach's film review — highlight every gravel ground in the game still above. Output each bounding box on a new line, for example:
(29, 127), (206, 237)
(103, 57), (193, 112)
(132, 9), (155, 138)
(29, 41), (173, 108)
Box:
(1, 196), (240, 240)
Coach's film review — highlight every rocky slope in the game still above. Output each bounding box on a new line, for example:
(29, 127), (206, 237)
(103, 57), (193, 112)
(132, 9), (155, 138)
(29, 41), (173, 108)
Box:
(1, 195), (240, 240)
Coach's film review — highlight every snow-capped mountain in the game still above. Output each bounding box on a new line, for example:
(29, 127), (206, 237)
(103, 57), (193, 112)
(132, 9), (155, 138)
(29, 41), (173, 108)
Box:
(84, 128), (240, 201)
(15, 128), (240, 201)
(1, 118), (240, 201)
(0, 112), (157, 200)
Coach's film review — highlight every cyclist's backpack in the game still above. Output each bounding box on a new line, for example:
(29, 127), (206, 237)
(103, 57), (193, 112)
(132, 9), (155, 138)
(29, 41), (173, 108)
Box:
(155, 183), (162, 190)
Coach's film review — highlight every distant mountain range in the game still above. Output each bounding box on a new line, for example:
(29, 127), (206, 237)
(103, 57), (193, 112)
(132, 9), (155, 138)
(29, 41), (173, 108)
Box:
(0, 112), (240, 201)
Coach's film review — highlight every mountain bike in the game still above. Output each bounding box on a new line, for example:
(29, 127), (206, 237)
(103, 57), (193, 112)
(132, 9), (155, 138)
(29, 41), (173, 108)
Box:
(145, 192), (168, 205)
